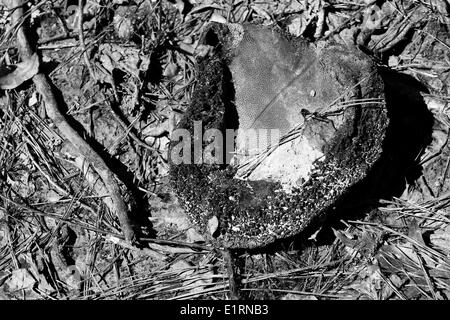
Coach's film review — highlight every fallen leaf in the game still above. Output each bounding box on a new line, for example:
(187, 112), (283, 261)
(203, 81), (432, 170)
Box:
(333, 228), (358, 249)
(251, 4), (272, 21)
(407, 219), (426, 246)
(430, 224), (450, 253)
(148, 194), (190, 231)
(0, 230), (6, 248)
(0, 53), (39, 90)
(348, 264), (384, 300)
(4, 268), (36, 291)
(28, 91), (38, 107)
(6, 170), (36, 198)
(388, 56), (399, 67)
(98, 44), (150, 80)
(210, 13), (227, 24)
(208, 215), (219, 236)
(424, 96), (449, 116)
(287, 15), (307, 37)
(62, 265), (82, 291)
(186, 227), (205, 243)
(19, 253), (55, 294)
(380, 273), (405, 300)
(113, 6), (136, 39)
(142, 121), (170, 138)
(188, 4), (224, 16)
(0, 0), (27, 9)
(163, 61), (179, 79)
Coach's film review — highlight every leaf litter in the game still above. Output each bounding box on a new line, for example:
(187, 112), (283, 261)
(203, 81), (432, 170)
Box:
(0, 0), (449, 300)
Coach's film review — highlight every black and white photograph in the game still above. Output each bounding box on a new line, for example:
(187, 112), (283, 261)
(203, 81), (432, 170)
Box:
(0, 0), (449, 308)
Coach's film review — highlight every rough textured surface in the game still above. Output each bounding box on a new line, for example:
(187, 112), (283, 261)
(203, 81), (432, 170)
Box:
(169, 23), (389, 249)
(230, 24), (346, 134)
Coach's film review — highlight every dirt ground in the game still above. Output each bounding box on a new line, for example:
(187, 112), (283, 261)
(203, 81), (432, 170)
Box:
(0, 0), (449, 300)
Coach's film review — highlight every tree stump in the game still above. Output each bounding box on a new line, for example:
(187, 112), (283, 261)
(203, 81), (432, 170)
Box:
(169, 23), (389, 249)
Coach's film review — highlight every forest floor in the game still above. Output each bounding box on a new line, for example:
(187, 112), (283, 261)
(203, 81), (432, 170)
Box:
(0, 0), (450, 300)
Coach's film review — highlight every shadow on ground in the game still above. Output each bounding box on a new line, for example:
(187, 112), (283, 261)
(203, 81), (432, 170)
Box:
(248, 68), (434, 254)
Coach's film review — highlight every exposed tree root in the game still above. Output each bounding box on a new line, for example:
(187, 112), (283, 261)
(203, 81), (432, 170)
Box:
(7, 0), (136, 243)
